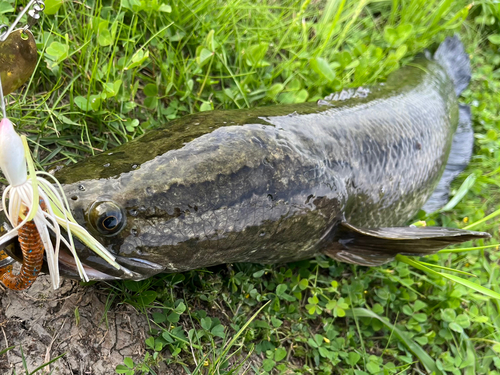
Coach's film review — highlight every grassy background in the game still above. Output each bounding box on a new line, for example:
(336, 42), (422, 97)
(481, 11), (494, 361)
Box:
(2, 0), (500, 374)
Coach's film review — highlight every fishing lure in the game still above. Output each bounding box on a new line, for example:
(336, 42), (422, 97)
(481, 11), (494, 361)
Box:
(0, 2), (122, 290)
(0, 250), (13, 281)
(0, 202), (46, 290)
(0, 116), (121, 290)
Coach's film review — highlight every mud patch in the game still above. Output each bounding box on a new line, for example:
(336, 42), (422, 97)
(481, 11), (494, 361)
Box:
(0, 275), (149, 374)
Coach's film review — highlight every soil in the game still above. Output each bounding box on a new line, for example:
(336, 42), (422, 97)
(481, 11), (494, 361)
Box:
(0, 274), (151, 375)
(0, 272), (266, 375)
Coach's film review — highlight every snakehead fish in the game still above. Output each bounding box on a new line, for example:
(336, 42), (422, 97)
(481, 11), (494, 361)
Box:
(0, 36), (491, 280)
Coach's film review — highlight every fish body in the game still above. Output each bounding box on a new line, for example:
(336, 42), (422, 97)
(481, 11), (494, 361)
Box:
(2, 37), (491, 280)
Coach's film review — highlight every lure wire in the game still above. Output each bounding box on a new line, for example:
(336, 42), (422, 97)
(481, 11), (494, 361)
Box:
(0, 72), (16, 281)
(0, 73), (5, 119)
(0, 0), (45, 42)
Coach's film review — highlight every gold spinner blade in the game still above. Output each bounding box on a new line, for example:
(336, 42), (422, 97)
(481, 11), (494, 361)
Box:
(0, 29), (38, 96)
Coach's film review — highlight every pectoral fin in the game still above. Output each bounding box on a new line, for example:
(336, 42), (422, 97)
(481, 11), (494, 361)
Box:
(322, 222), (490, 266)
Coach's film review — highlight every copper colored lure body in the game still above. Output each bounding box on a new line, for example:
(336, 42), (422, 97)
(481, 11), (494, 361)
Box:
(0, 206), (44, 290)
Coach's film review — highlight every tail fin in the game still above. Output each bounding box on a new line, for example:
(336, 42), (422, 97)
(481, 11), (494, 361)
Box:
(434, 35), (471, 95)
(422, 105), (474, 212)
(322, 222), (490, 267)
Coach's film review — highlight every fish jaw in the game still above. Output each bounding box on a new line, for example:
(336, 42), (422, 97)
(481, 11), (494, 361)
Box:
(56, 245), (164, 281)
(0, 209), (161, 281)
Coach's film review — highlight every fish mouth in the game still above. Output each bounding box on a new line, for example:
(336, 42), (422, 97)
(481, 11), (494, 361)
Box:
(54, 245), (165, 281)
(0, 211), (165, 281)
(56, 247), (124, 280)
(2, 239), (125, 281)
(0, 228), (162, 282)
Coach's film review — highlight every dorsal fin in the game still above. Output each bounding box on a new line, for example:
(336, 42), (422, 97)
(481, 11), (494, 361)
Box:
(317, 87), (370, 106)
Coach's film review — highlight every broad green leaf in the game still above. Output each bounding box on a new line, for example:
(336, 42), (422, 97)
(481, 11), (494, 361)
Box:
(347, 352), (361, 366)
(276, 284), (288, 296)
(143, 83), (158, 97)
(144, 96), (158, 109)
(145, 336), (155, 349)
(139, 291), (157, 306)
(74, 96), (90, 111)
(175, 302), (186, 314)
(159, 4), (172, 12)
(44, 0), (63, 15)
(125, 50), (149, 70)
(271, 317), (283, 328)
(98, 29), (114, 46)
(201, 317), (212, 331)
(440, 174), (476, 212)
(152, 312), (166, 324)
(196, 46), (213, 67)
(253, 270), (265, 278)
(366, 361), (380, 374)
(310, 57), (336, 82)
(274, 347), (287, 361)
(199, 101), (213, 111)
(267, 83), (284, 100)
(167, 313), (180, 323)
(337, 51), (352, 68)
(0, 3), (14, 14)
(396, 24), (413, 43)
(402, 305), (413, 315)
(211, 324), (225, 338)
(318, 346), (333, 359)
(456, 314), (470, 328)
(449, 322), (463, 333)
(123, 357), (134, 369)
(103, 80), (122, 98)
(395, 44), (408, 60)
(262, 359), (275, 372)
(488, 35), (500, 45)
(46, 42), (69, 62)
(413, 313), (427, 323)
(413, 300), (427, 312)
(121, 0), (142, 11)
(383, 26), (398, 46)
(246, 42), (269, 67)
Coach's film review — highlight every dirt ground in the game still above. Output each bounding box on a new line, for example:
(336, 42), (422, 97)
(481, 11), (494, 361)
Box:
(0, 274), (152, 375)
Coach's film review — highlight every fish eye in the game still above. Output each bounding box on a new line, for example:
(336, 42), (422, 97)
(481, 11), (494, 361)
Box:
(88, 201), (125, 236)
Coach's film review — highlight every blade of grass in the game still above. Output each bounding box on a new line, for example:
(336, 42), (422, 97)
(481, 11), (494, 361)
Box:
(213, 300), (270, 369)
(396, 255), (500, 300)
(438, 244), (500, 253)
(463, 207), (500, 230)
(417, 261), (477, 277)
(345, 307), (439, 374)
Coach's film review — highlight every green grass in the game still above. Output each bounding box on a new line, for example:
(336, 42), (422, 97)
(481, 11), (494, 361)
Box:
(2, 0), (500, 374)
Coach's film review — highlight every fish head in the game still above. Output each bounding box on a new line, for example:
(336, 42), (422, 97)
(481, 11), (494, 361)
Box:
(1, 119), (347, 282)
(53, 179), (168, 281)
